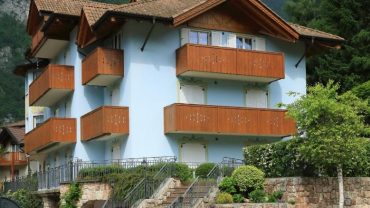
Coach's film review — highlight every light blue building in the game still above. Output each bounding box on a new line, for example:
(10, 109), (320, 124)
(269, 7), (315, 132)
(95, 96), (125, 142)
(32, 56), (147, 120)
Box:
(16, 0), (344, 172)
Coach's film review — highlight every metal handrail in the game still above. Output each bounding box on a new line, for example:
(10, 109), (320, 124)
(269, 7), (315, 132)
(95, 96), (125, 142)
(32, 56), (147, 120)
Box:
(107, 162), (175, 208)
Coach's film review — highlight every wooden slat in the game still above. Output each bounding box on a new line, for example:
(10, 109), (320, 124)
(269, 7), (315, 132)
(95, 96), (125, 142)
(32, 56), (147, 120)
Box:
(164, 103), (296, 137)
(25, 118), (76, 154)
(0, 152), (27, 166)
(176, 44), (285, 80)
(29, 64), (74, 106)
(81, 106), (129, 141)
(82, 47), (124, 85)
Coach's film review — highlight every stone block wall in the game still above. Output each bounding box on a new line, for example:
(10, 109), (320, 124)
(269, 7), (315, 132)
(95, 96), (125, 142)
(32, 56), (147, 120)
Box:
(264, 177), (370, 208)
(60, 182), (112, 208)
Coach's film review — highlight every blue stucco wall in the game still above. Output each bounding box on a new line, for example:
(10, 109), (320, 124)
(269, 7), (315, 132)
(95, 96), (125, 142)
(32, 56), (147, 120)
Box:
(29, 21), (307, 167)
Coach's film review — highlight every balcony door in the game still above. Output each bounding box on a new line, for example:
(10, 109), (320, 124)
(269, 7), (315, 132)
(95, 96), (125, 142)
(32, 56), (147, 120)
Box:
(246, 88), (268, 108)
(179, 84), (206, 104)
(111, 140), (121, 161)
(180, 143), (207, 163)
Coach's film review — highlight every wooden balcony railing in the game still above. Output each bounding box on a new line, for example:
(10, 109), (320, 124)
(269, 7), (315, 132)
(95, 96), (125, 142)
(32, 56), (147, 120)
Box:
(25, 118), (76, 154)
(176, 44), (285, 82)
(81, 106), (129, 141)
(82, 47), (124, 86)
(164, 103), (296, 137)
(29, 64), (74, 106)
(30, 23), (70, 59)
(0, 152), (27, 166)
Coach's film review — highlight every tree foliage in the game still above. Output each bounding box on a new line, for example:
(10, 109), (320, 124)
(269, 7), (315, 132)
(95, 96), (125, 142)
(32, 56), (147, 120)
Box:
(0, 13), (29, 125)
(286, 81), (369, 172)
(285, 0), (370, 92)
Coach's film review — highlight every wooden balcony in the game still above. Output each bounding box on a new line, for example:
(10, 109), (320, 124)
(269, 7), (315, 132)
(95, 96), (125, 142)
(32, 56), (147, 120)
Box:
(164, 103), (296, 137)
(31, 24), (70, 59)
(29, 64), (74, 107)
(176, 44), (285, 82)
(25, 118), (76, 154)
(0, 152), (27, 166)
(82, 47), (124, 86)
(81, 106), (129, 141)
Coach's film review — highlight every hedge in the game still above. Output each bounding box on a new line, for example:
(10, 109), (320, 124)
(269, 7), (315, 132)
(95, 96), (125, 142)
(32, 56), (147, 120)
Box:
(244, 139), (370, 177)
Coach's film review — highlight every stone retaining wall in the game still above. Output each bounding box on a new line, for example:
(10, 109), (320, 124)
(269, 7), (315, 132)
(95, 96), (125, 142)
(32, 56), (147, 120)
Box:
(264, 177), (370, 208)
(60, 182), (112, 208)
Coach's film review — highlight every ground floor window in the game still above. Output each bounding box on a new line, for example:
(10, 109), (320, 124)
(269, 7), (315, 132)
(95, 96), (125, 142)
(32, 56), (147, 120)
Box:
(180, 142), (207, 163)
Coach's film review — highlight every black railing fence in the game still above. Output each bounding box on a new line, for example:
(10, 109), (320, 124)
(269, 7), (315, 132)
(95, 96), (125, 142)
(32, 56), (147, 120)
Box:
(2, 156), (176, 192)
(2, 156), (245, 208)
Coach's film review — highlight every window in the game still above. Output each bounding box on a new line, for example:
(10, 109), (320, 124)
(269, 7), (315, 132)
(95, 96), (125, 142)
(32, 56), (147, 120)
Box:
(236, 36), (252, 50)
(33, 70), (41, 81)
(179, 84), (206, 104)
(189, 30), (209, 45)
(113, 33), (122, 49)
(245, 88), (268, 108)
(33, 115), (44, 128)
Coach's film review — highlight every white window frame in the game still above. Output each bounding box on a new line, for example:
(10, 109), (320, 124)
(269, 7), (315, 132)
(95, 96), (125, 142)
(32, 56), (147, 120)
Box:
(33, 114), (44, 128)
(236, 35), (254, 50)
(189, 30), (211, 45)
(178, 82), (207, 105)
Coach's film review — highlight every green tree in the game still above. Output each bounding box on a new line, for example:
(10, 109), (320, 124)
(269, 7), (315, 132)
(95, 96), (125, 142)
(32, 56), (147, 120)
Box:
(284, 0), (370, 92)
(285, 81), (369, 208)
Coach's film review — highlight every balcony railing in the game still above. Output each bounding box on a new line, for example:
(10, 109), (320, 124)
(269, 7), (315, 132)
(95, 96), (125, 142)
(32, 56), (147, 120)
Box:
(164, 103), (296, 137)
(176, 44), (285, 82)
(25, 118), (76, 154)
(29, 64), (74, 107)
(31, 23), (70, 59)
(82, 47), (124, 86)
(81, 106), (129, 141)
(0, 152), (27, 166)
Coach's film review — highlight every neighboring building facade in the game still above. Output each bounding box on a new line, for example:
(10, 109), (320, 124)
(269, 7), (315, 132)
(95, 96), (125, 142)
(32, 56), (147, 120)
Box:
(16, 0), (344, 172)
(0, 121), (28, 180)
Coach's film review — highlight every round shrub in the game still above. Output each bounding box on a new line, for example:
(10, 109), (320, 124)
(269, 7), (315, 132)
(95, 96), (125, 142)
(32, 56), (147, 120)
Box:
(218, 176), (237, 194)
(249, 189), (266, 203)
(232, 194), (244, 203)
(169, 163), (192, 182)
(215, 192), (233, 204)
(195, 163), (215, 178)
(232, 165), (265, 193)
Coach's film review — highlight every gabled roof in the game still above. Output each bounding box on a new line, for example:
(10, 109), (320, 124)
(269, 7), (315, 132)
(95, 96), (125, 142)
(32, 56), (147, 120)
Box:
(289, 23), (344, 42)
(28, 0), (344, 48)
(0, 121), (25, 145)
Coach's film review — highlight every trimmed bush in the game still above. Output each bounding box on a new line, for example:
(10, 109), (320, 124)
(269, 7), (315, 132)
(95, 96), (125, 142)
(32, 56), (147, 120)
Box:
(232, 194), (244, 203)
(244, 139), (370, 177)
(215, 192), (233, 204)
(218, 177), (237, 194)
(168, 163), (192, 182)
(195, 163), (215, 178)
(249, 189), (266, 203)
(232, 165), (265, 194)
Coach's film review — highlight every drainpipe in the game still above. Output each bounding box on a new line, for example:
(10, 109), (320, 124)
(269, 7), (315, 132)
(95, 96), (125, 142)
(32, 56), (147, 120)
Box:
(140, 18), (156, 52)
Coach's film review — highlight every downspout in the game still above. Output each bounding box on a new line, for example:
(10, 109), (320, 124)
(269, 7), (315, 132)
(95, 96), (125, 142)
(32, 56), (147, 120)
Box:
(295, 37), (314, 68)
(141, 18), (156, 52)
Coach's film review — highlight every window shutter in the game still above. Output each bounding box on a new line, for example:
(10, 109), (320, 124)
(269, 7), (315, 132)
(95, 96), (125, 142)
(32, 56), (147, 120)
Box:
(253, 37), (266, 51)
(211, 31), (222, 46)
(227, 33), (237, 48)
(180, 28), (190, 46)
